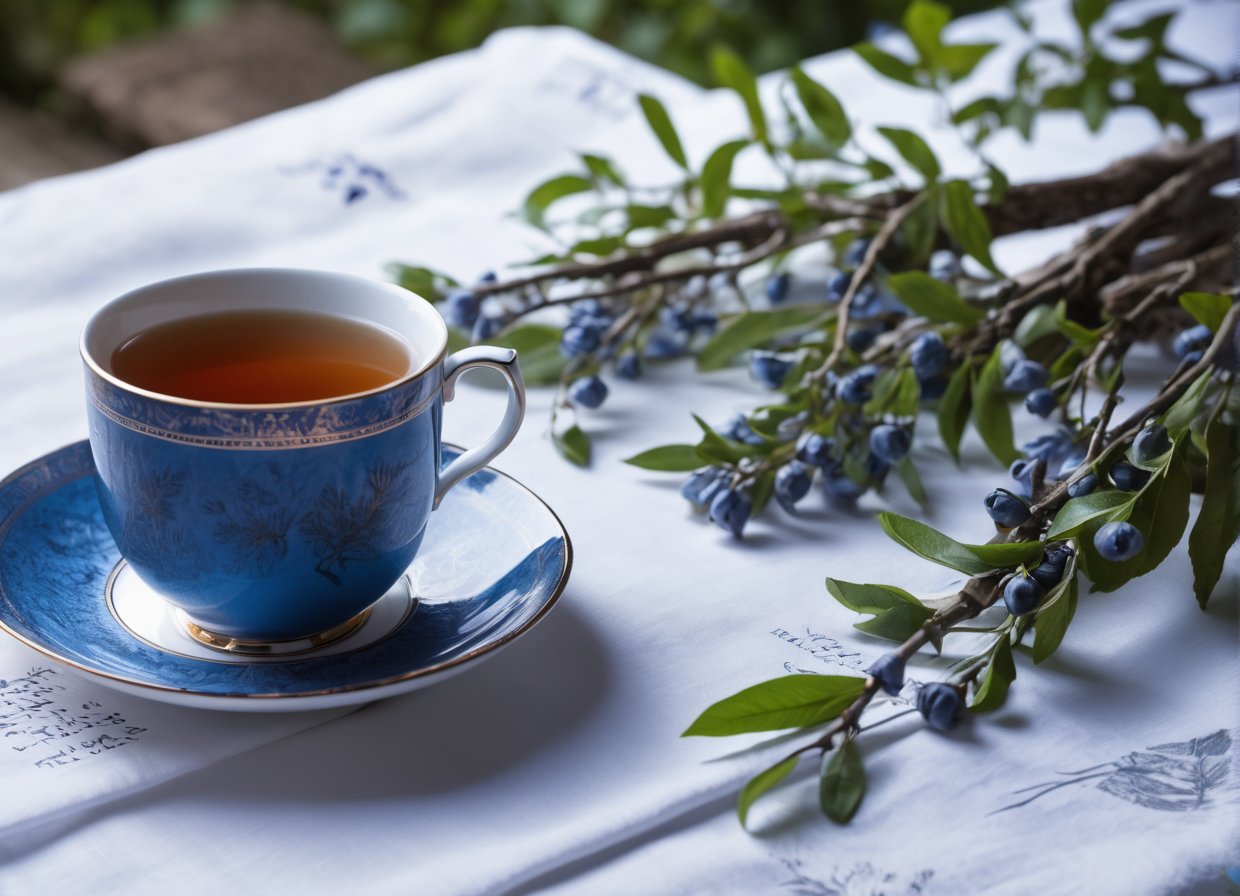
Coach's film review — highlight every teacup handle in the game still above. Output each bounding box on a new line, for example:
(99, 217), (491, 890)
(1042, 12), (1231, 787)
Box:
(434, 346), (526, 508)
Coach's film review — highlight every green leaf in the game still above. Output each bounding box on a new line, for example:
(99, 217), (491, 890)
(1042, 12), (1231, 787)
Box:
(940, 180), (1001, 275)
(937, 361), (973, 464)
(624, 444), (705, 472)
(484, 324), (566, 387)
(819, 739), (865, 824)
(900, 186), (939, 265)
(637, 94), (688, 168)
(1189, 413), (1240, 607)
(711, 47), (768, 147)
(853, 43), (919, 86)
(971, 346), (1019, 466)
(580, 152), (624, 186)
(569, 235), (624, 257)
(1012, 303), (1059, 348)
(683, 674), (867, 736)
(522, 174), (595, 229)
(790, 67), (851, 148)
(1114, 11), (1174, 44)
(939, 42), (997, 81)
(700, 140), (749, 219)
(1179, 292), (1231, 333)
(897, 458), (931, 511)
(1046, 490), (1131, 540)
(626, 204), (676, 229)
(1033, 568), (1078, 664)
(697, 306), (828, 371)
(738, 755), (800, 828)
(553, 424), (591, 467)
(886, 271), (983, 324)
(877, 512), (1043, 576)
(384, 264), (459, 302)
(1163, 373), (1211, 435)
(825, 578), (924, 614)
(1053, 299), (1103, 344)
(750, 469), (777, 516)
(876, 126), (941, 183)
(971, 634), (1015, 712)
(855, 603), (934, 643)
(902, 0), (950, 69)
(864, 367), (921, 417)
(1072, 0), (1109, 38)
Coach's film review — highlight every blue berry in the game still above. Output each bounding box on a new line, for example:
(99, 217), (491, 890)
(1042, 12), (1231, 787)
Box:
(441, 289), (480, 330)
(644, 328), (686, 358)
(1131, 425), (1170, 465)
(723, 414), (766, 446)
(796, 432), (835, 469)
(843, 238), (871, 269)
(1067, 472), (1097, 497)
(1009, 459), (1036, 498)
(1055, 450), (1087, 481)
(824, 471), (866, 503)
(999, 341), (1027, 374)
(1030, 543), (1074, 590)
(774, 461), (813, 512)
(691, 311), (718, 334)
(561, 324), (601, 357)
(1181, 349), (1204, 365)
(749, 352), (793, 390)
(1109, 462), (1150, 491)
(1094, 521), (1143, 561)
(616, 351), (642, 380)
(848, 328), (880, 353)
(864, 452), (890, 481)
(709, 488), (752, 537)
(916, 682), (962, 731)
(867, 651), (905, 696)
(839, 364), (880, 404)
(1003, 574), (1043, 616)
(471, 314), (504, 342)
(918, 376), (947, 400)
(869, 424), (911, 465)
(681, 467), (728, 508)
(1025, 388), (1057, 418)
(660, 305), (695, 333)
(568, 375), (608, 409)
(766, 272), (791, 305)
(1004, 359), (1049, 394)
(909, 332), (948, 380)
(984, 488), (1030, 528)
(826, 270), (851, 302)
(929, 250), (962, 281)
(1173, 324), (1212, 360)
(569, 298), (606, 323)
(1024, 429), (1072, 465)
(850, 284), (883, 320)
(477, 271), (498, 284)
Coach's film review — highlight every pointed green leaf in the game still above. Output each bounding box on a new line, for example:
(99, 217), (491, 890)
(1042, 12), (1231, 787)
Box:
(637, 94), (688, 168)
(939, 42), (997, 81)
(697, 306), (829, 371)
(854, 604), (935, 643)
(941, 179), (1001, 275)
(902, 0), (950, 67)
(522, 174), (595, 229)
(683, 674), (867, 736)
(624, 444), (705, 472)
(580, 153), (625, 186)
(971, 346), (1019, 466)
(1162, 373), (1210, 435)
(876, 126), (941, 183)
(384, 264), (461, 302)
(1179, 292), (1231, 333)
(853, 43), (919, 86)
(819, 739), (865, 824)
(700, 140), (750, 219)
(825, 578), (924, 614)
(625, 204), (676, 229)
(553, 424), (591, 467)
(901, 186), (939, 265)
(738, 755), (800, 827)
(886, 271), (983, 324)
(971, 634), (1015, 712)
(790, 67), (851, 148)
(712, 47), (768, 147)
(877, 512), (1043, 575)
(897, 458), (931, 511)
(489, 324), (566, 386)
(937, 361), (973, 464)
(1189, 414), (1240, 607)
(1046, 490), (1132, 540)
(1033, 568), (1078, 664)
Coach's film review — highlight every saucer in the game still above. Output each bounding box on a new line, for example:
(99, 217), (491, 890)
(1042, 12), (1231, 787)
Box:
(0, 442), (571, 712)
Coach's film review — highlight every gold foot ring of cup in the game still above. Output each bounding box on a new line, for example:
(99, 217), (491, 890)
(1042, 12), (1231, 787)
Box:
(180, 607), (374, 657)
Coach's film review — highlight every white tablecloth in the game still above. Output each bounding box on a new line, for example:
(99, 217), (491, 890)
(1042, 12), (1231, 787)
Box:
(0, 2), (1236, 893)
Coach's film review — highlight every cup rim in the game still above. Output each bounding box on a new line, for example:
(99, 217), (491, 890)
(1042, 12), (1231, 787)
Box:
(80, 267), (449, 412)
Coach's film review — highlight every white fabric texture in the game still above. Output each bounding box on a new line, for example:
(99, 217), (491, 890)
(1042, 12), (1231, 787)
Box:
(0, 1), (1236, 893)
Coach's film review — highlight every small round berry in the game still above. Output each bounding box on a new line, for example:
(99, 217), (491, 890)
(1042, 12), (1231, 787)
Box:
(568, 375), (608, 409)
(1181, 349), (1204, 365)
(643, 328), (686, 358)
(847, 328), (880, 353)
(999, 341), (1027, 374)
(1024, 429), (1072, 465)
(796, 432), (835, 469)
(1030, 542), (1074, 590)
(824, 471), (865, 503)
(918, 376), (947, 400)
(1025, 388), (1057, 418)
(615, 351), (642, 381)
(909, 332), (948, 380)
(826, 270), (851, 302)
(869, 424), (912, 465)
(1109, 462), (1150, 491)
(561, 324), (601, 357)
(1173, 324), (1212, 360)
(864, 452), (890, 481)
(916, 682), (962, 731)
(471, 314), (504, 342)
(1067, 472), (1097, 498)
(843, 238), (871, 269)
(766, 272), (791, 306)
(1003, 574), (1043, 616)
(1004, 359), (1049, 394)
(1009, 459), (1036, 498)
(929, 250), (962, 281)
(1094, 521), (1143, 562)
(1055, 450), (1087, 481)
(681, 467), (727, 509)
(708, 488), (752, 537)
(1131, 425), (1171, 465)
(984, 488), (1031, 528)
(839, 364), (881, 404)
(774, 460), (813, 512)
(867, 651), (905, 696)
(691, 311), (718, 334)
(850, 284), (883, 320)
(723, 414), (765, 446)
(749, 352), (793, 390)
(441, 289), (480, 330)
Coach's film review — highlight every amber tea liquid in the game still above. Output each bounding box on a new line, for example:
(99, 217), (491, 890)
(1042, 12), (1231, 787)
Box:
(110, 309), (414, 404)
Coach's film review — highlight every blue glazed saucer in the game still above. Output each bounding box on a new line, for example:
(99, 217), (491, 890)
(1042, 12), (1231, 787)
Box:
(0, 442), (571, 712)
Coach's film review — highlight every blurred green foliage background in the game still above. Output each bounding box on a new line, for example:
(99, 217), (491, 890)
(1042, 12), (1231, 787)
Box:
(0, 0), (999, 107)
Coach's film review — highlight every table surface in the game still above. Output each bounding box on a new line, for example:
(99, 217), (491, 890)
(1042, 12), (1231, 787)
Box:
(0, 2), (1236, 894)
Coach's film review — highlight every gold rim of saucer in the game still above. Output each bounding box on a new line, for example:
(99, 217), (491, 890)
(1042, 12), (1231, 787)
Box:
(177, 606), (374, 657)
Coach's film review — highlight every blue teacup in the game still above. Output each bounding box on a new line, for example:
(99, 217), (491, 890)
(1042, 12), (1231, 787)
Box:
(81, 268), (524, 647)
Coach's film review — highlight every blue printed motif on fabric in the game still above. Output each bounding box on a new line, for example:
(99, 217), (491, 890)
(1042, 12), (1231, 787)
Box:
(282, 154), (407, 205)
